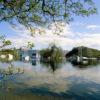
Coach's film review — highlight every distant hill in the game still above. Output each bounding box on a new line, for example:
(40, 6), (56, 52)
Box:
(66, 46), (100, 58)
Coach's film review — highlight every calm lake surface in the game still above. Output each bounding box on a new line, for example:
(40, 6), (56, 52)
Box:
(0, 61), (100, 100)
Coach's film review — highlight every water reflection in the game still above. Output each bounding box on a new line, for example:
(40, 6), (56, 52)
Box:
(31, 60), (36, 66)
(71, 59), (100, 69)
(0, 60), (100, 100)
(41, 61), (62, 73)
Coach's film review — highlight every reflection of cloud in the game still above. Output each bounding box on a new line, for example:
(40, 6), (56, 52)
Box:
(17, 64), (71, 93)
(15, 62), (100, 93)
(1, 62), (100, 93)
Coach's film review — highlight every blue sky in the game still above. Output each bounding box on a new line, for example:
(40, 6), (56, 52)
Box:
(0, 0), (100, 50)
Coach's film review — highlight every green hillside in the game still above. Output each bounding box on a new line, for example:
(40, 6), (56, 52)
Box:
(66, 46), (100, 58)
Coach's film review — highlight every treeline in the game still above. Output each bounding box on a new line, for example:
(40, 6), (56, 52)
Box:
(40, 45), (64, 63)
(0, 48), (20, 61)
(66, 46), (100, 58)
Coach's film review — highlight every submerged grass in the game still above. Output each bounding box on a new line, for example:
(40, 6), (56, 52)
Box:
(0, 93), (66, 100)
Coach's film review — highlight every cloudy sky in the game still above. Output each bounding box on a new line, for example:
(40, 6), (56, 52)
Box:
(0, 0), (100, 50)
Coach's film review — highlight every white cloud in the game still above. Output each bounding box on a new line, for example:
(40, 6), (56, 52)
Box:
(8, 23), (100, 50)
(86, 25), (100, 30)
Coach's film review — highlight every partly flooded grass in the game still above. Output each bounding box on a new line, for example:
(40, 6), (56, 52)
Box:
(0, 93), (66, 100)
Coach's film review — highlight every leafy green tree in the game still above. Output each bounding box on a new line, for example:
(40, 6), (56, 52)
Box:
(3, 39), (11, 46)
(0, 35), (11, 48)
(27, 42), (34, 49)
(40, 44), (64, 63)
(0, 0), (97, 31)
(0, 48), (20, 61)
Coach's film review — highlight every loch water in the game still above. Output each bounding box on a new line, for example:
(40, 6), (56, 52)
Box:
(0, 60), (100, 100)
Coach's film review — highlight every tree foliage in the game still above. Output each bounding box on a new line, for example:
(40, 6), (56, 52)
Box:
(0, 0), (97, 30)
(27, 42), (34, 49)
(0, 35), (11, 48)
(40, 44), (64, 63)
(66, 46), (100, 58)
(0, 48), (20, 61)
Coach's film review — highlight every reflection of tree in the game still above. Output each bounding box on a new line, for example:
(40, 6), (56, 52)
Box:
(0, 64), (24, 91)
(31, 60), (36, 66)
(49, 61), (59, 72)
(72, 60), (99, 69)
(41, 60), (61, 73)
